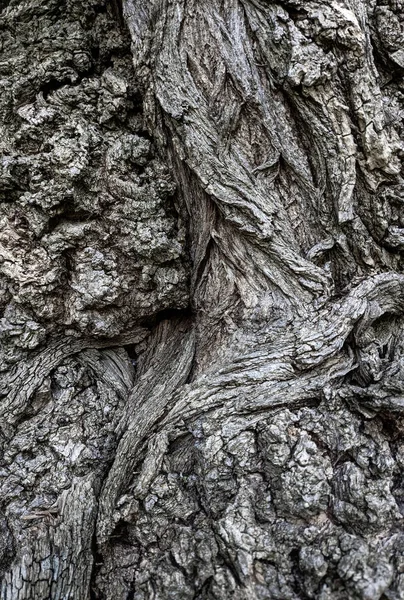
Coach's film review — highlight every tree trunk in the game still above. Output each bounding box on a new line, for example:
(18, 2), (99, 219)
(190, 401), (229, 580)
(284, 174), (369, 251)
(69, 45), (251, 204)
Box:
(1, 0), (404, 598)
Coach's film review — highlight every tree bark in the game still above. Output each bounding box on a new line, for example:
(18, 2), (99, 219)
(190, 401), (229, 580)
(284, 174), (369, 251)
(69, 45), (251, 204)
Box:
(1, 0), (404, 598)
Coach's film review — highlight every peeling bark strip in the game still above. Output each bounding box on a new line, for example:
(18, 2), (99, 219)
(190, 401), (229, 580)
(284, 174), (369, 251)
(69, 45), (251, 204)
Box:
(1, 0), (404, 598)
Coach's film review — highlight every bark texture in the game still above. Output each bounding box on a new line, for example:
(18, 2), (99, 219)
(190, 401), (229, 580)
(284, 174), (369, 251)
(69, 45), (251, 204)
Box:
(1, 0), (404, 598)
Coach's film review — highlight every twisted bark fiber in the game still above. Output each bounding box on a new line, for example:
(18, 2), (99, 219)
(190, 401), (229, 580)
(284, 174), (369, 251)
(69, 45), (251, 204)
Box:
(1, 0), (404, 598)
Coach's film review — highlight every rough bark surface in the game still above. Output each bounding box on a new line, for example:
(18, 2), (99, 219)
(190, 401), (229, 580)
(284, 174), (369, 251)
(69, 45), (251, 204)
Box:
(1, 0), (404, 599)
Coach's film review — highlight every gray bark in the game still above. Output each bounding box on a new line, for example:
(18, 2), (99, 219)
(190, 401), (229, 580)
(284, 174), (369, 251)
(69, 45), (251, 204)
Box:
(0, 0), (404, 598)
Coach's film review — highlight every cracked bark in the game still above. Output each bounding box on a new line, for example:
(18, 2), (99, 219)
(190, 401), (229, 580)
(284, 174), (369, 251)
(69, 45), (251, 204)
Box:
(1, 0), (404, 598)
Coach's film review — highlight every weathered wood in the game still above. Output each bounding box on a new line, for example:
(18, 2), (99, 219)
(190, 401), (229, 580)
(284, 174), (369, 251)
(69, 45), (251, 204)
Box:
(1, 0), (404, 598)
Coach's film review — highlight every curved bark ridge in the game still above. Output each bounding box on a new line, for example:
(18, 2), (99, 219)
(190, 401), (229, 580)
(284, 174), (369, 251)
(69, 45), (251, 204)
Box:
(1, 0), (404, 599)
(94, 273), (404, 599)
(0, 0), (188, 597)
(127, 0), (404, 312)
